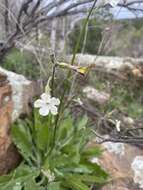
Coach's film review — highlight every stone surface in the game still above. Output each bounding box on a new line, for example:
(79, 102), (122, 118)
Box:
(0, 72), (21, 174)
(0, 67), (36, 121)
(67, 54), (143, 79)
(0, 69), (38, 175)
(90, 140), (143, 190)
(131, 156), (143, 189)
(83, 86), (110, 105)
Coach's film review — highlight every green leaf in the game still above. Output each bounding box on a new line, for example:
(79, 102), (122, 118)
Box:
(13, 164), (40, 180)
(36, 125), (49, 151)
(61, 164), (92, 174)
(49, 154), (70, 169)
(0, 165), (40, 190)
(82, 146), (103, 158)
(0, 174), (13, 184)
(0, 183), (23, 190)
(12, 123), (33, 162)
(34, 113), (54, 153)
(24, 179), (44, 190)
(62, 144), (81, 164)
(57, 116), (73, 143)
(13, 182), (22, 190)
(48, 182), (61, 190)
(65, 176), (89, 190)
(74, 174), (108, 184)
(34, 109), (43, 130)
(80, 161), (108, 179)
(76, 115), (88, 131)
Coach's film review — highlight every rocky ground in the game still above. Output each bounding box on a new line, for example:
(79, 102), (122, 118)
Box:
(0, 54), (143, 189)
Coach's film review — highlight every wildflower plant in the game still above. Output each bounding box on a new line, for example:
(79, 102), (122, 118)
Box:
(0, 60), (108, 190)
(0, 1), (109, 189)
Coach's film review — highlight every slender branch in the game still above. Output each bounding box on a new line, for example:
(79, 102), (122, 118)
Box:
(0, 0), (143, 64)
(92, 129), (143, 145)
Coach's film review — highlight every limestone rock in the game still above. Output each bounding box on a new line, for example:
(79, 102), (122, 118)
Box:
(0, 68), (38, 174)
(90, 139), (143, 190)
(0, 67), (35, 121)
(83, 86), (110, 105)
(66, 54), (143, 79)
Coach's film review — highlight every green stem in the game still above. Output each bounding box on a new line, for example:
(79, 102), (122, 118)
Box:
(51, 54), (56, 96)
(52, 89), (65, 148)
(50, 0), (98, 152)
(59, 0), (98, 110)
(71, 0), (98, 66)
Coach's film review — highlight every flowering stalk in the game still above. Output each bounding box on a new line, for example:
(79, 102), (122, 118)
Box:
(57, 0), (98, 123)
(51, 90), (65, 151)
(50, 54), (56, 97)
(70, 0), (98, 67)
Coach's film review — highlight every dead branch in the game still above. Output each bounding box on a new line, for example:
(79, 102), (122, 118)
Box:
(0, 0), (143, 63)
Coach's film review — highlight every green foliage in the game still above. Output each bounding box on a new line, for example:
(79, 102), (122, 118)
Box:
(0, 164), (41, 190)
(88, 72), (143, 119)
(68, 19), (102, 54)
(130, 18), (143, 30)
(0, 7), (111, 190)
(0, 113), (108, 190)
(69, 18), (143, 57)
(2, 48), (40, 79)
(103, 82), (143, 118)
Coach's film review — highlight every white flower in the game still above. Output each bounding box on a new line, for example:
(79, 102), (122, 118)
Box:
(34, 93), (60, 116)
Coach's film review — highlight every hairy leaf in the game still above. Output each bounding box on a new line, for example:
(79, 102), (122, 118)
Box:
(48, 182), (61, 190)
(65, 176), (89, 190)
(12, 123), (33, 162)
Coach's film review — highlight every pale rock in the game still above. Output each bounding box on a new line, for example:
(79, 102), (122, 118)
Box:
(131, 156), (143, 188)
(0, 67), (35, 121)
(123, 116), (135, 126)
(0, 71), (21, 174)
(67, 54), (142, 77)
(89, 139), (143, 190)
(83, 86), (110, 105)
(0, 68), (38, 174)
(102, 142), (125, 157)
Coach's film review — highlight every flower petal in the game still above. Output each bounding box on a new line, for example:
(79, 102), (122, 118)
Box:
(50, 97), (60, 106)
(50, 105), (58, 115)
(39, 106), (49, 116)
(34, 99), (44, 108)
(41, 93), (51, 103)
